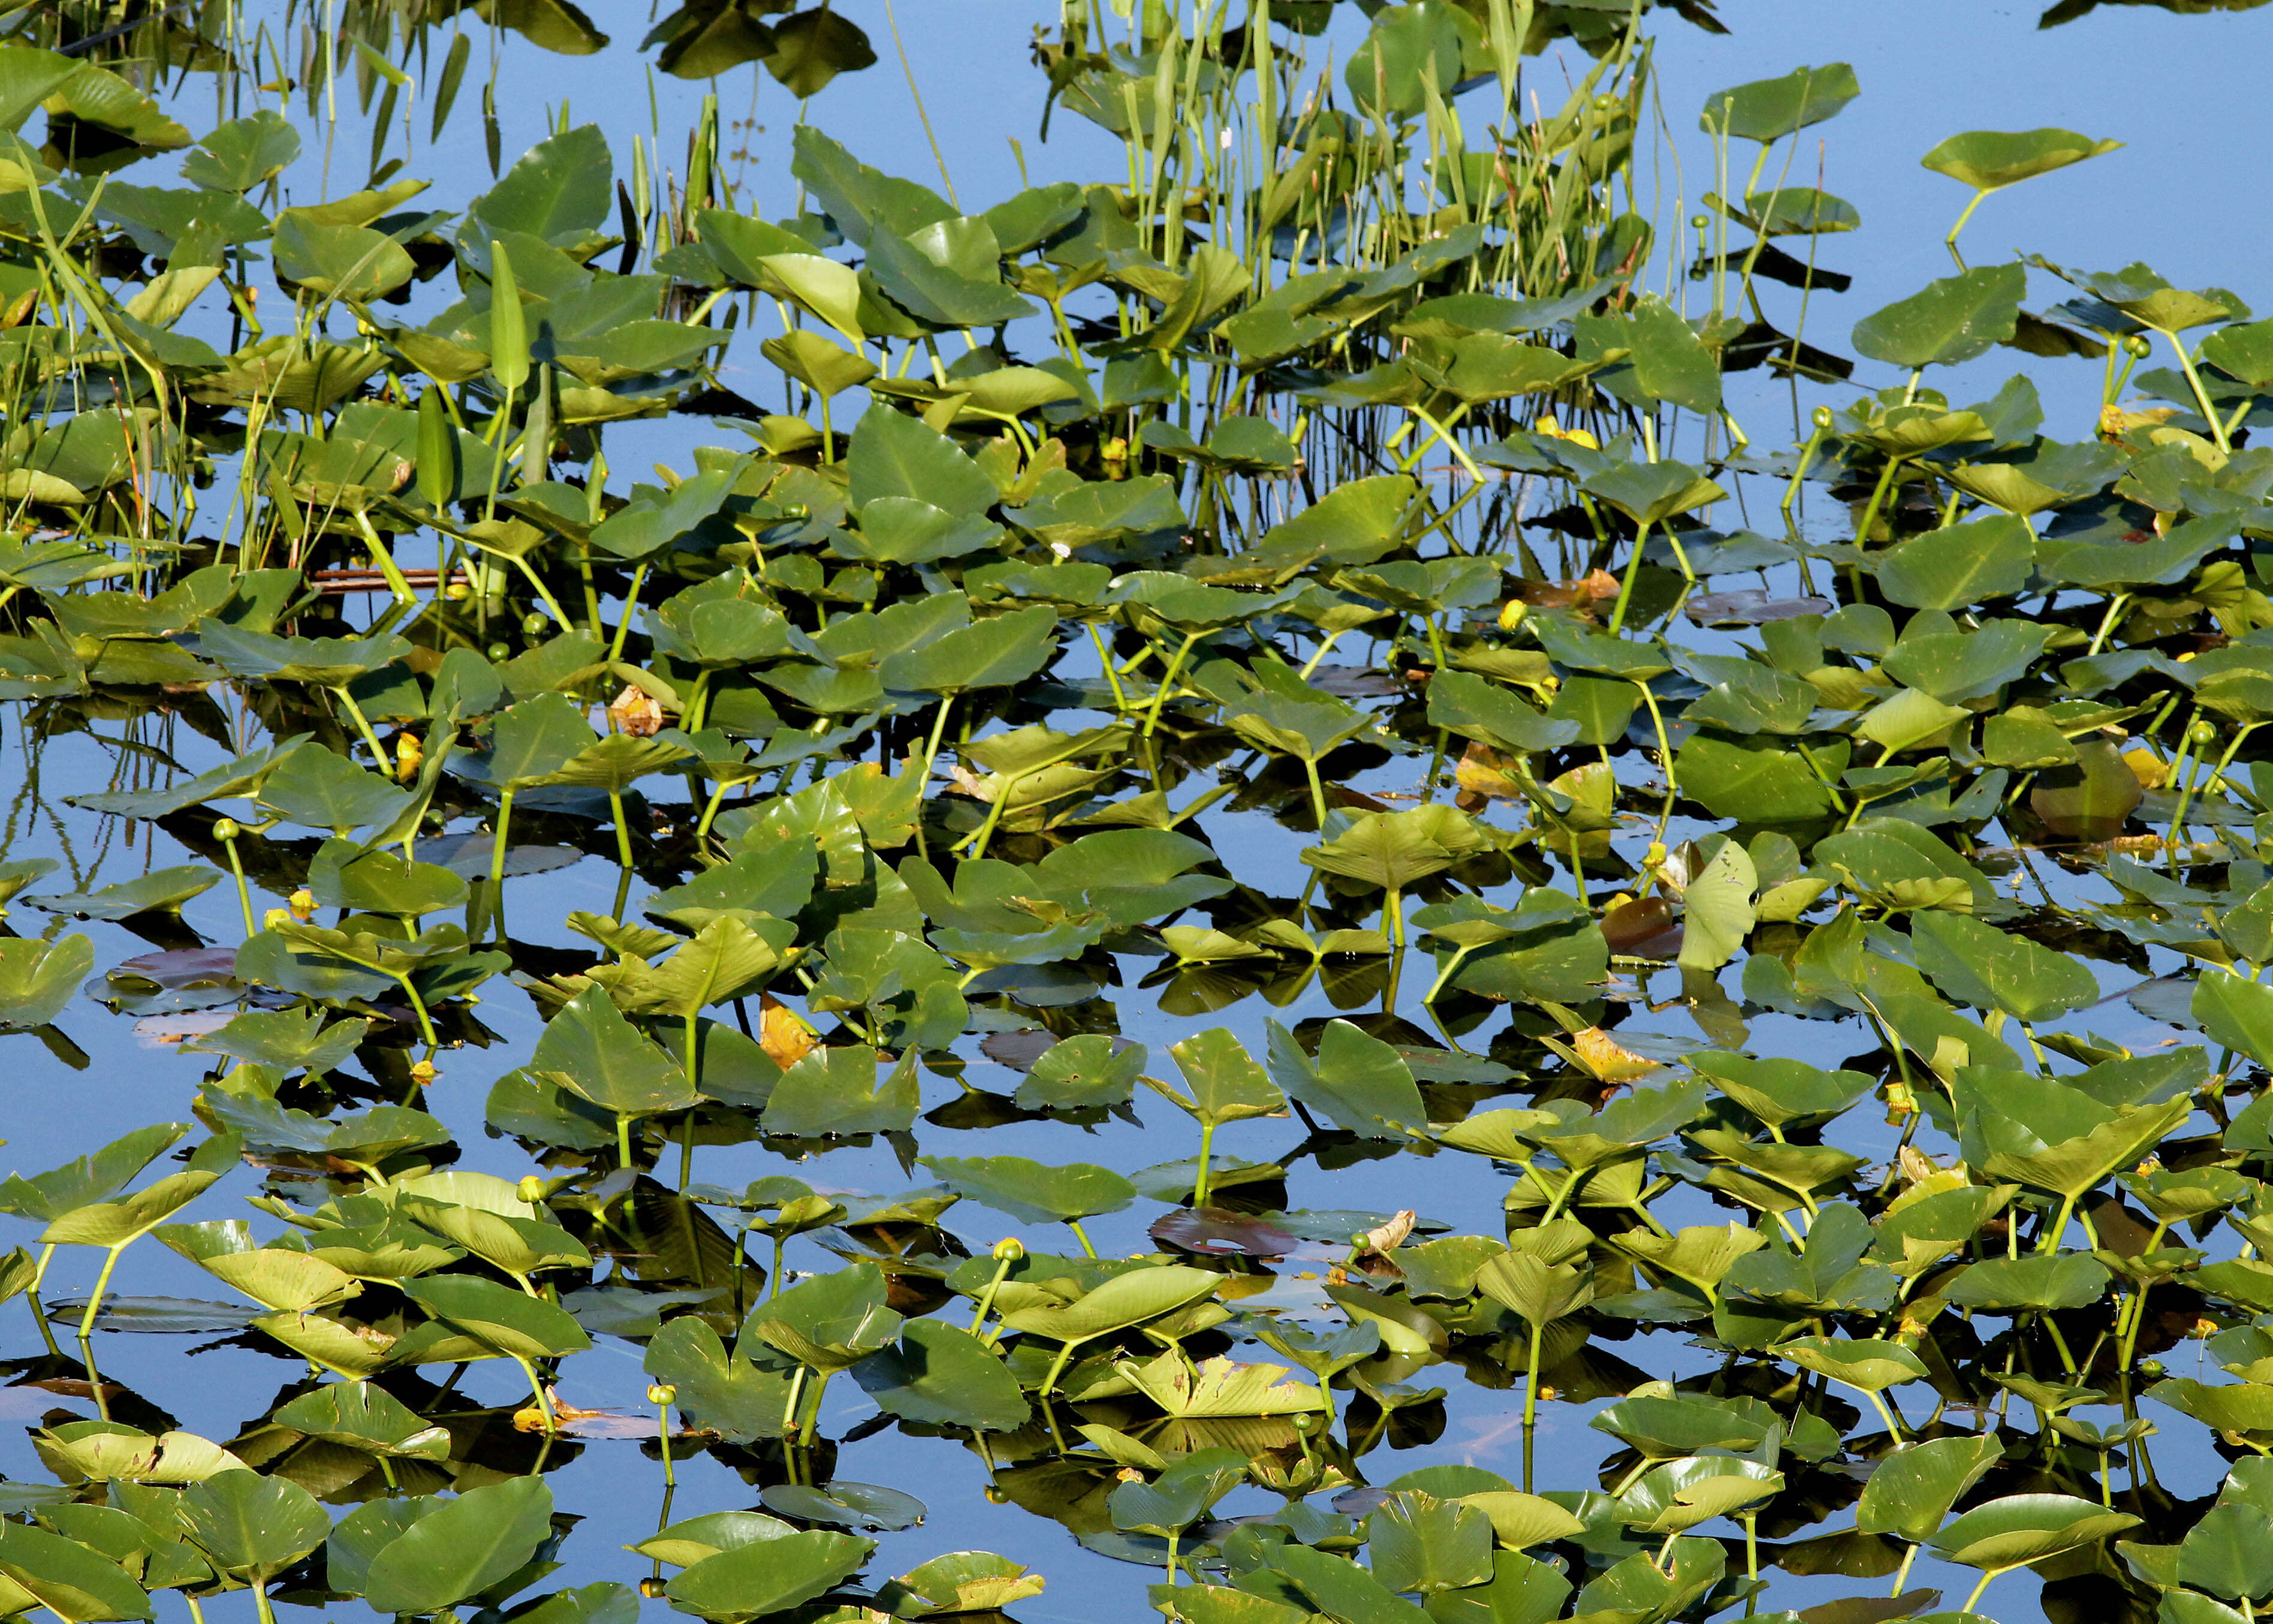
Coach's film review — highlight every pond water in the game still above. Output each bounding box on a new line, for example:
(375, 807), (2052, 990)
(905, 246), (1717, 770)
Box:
(2, 2), (2272, 1623)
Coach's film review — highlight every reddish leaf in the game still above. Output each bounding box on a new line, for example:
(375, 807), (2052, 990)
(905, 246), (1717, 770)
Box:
(111, 948), (240, 989)
(1683, 591), (1832, 625)
(1602, 896), (1683, 958)
(1150, 1207), (1301, 1258)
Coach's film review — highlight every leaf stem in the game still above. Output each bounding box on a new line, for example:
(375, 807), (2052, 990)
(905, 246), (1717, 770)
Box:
(330, 684), (394, 774)
(1521, 1318), (1542, 1492)
(1605, 519), (1653, 635)
(487, 787), (515, 942)
(75, 1242), (126, 1345)
(218, 828), (256, 939)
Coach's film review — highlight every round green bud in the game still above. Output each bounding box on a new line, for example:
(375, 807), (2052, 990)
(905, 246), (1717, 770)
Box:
(648, 1383), (677, 1406)
(2191, 719), (2218, 746)
(2127, 334), (2153, 357)
(212, 818), (240, 841)
(640, 1578), (667, 1600)
(1811, 405), (1834, 431)
(521, 611), (549, 637)
(993, 1237), (1026, 1261)
(486, 641), (513, 661)
(1689, 214), (1709, 230)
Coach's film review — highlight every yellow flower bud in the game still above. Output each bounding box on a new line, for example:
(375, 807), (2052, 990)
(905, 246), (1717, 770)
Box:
(518, 1176), (546, 1203)
(648, 1383), (677, 1406)
(212, 818), (240, 842)
(993, 1237), (1026, 1261)
(288, 887), (316, 921)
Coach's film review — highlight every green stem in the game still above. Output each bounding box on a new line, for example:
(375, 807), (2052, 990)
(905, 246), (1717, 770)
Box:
(1604, 519), (1653, 635)
(956, 767), (1028, 862)
(682, 670), (713, 733)
(970, 1252), (1017, 1340)
(920, 692), (957, 779)
(608, 561), (650, 664)
(388, 969), (440, 1056)
(617, 1111), (637, 1171)
(780, 1364), (808, 1439)
(2166, 329), (2236, 456)
(2038, 1190), (2079, 1257)
(1742, 1512), (1759, 1614)
(1521, 1319), (1543, 1492)
(487, 787), (514, 942)
(1889, 1541), (1919, 1600)
(1086, 623), (1129, 713)
(1943, 187), (1992, 270)
(2043, 1310), (2080, 1376)
(1852, 456), (1906, 555)
(330, 685), (394, 773)
(1193, 1119), (1217, 1209)
(693, 780), (731, 848)
(2174, 721), (2260, 845)
(512, 1355), (556, 1431)
(1540, 1165), (1591, 1223)
(608, 790), (637, 883)
(1037, 1336), (1085, 1400)
(1066, 1218), (1098, 1259)
(25, 1245), (61, 1359)
(349, 509), (417, 606)
(1864, 1387), (1906, 1444)
(1304, 756), (1330, 831)
(1142, 631), (1204, 739)
(1635, 678), (1680, 808)
(75, 1243), (126, 1344)
(798, 1369), (832, 1445)
(1423, 943), (1472, 1006)
(2087, 592), (2132, 656)
(1961, 1569), (1998, 1613)
(218, 831), (255, 938)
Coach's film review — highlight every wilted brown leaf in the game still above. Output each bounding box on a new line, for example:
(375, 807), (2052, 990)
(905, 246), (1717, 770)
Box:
(759, 993), (818, 1069)
(610, 685), (665, 738)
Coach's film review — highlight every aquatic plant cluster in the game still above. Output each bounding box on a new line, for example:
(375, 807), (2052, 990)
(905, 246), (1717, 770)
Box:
(4, 1), (2273, 1622)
